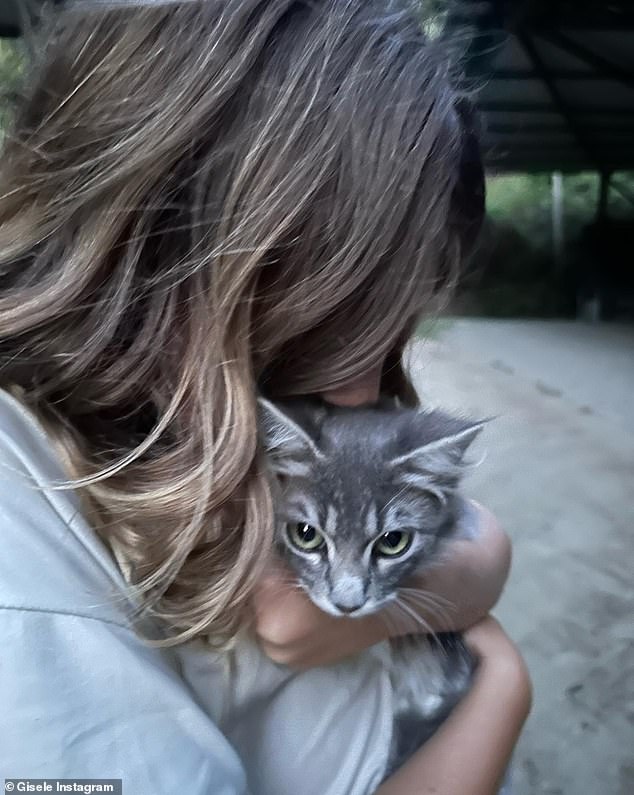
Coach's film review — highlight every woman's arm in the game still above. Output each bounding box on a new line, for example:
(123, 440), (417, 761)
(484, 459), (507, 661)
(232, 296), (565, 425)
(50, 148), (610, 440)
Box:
(412, 502), (511, 631)
(376, 616), (532, 795)
(253, 503), (510, 668)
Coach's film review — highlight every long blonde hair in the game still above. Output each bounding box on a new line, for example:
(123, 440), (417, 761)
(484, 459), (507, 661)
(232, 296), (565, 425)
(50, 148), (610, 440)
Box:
(0, 0), (484, 645)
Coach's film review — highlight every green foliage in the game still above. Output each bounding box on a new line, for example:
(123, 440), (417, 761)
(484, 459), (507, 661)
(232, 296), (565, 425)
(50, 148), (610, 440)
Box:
(565, 172), (634, 226)
(417, 316), (453, 340)
(419, 0), (450, 38)
(464, 215), (572, 318)
(486, 173), (552, 248)
(464, 170), (634, 318)
(487, 171), (634, 247)
(0, 38), (25, 137)
(0, 38), (24, 91)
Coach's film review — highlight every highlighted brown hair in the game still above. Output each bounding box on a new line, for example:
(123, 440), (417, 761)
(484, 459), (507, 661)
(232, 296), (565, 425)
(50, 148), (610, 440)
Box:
(0, 0), (484, 645)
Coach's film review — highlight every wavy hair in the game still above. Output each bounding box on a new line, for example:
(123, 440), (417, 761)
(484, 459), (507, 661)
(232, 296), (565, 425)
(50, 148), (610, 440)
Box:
(0, 0), (484, 645)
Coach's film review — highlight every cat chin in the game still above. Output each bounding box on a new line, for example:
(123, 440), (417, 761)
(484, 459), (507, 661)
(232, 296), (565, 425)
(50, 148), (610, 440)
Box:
(307, 594), (348, 617)
(309, 594), (391, 619)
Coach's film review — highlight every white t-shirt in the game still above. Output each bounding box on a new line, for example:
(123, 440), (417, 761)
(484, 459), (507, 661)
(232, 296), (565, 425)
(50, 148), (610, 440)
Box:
(0, 388), (393, 795)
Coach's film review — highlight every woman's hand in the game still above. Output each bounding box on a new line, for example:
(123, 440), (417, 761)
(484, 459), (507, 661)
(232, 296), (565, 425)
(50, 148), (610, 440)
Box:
(464, 614), (529, 676)
(253, 560), (388, 668)
(253, 502), (511, 668)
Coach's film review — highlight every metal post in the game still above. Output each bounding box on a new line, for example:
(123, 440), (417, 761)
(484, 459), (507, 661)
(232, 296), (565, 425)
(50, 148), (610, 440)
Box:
(551, 171), (565, 270)
(596, 170), (611, 222)
(585, 171), (612, 322)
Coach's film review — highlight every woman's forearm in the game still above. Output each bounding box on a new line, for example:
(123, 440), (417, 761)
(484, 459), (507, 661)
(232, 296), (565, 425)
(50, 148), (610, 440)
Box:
(376, 618), (532, 795)
(376, 660), (530, 795)
(411, 503), (511, 632)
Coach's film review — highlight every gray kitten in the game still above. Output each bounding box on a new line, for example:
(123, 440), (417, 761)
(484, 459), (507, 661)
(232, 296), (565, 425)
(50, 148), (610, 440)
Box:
(259, 396), (484, 775)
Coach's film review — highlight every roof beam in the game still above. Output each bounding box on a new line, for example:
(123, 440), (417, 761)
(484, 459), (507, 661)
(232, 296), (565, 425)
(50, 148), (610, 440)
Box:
(540, 31), (634, 93)
(610, 179), (634, 209)
(487, 161), (634, 174)
(517, 32), (599, 168)
(486, 123), (566, 134)
(536, 18), (634, 33)
(491, 69), (600, 81)
(527, 3), (634, 32)
(546, 24), (634, 33)
(486, 123), (634, 135)
(0, 24), (20, 37)
(479, 102), (634, 116)
(488, 164), (595, 174)
(485, 141), (634, 151)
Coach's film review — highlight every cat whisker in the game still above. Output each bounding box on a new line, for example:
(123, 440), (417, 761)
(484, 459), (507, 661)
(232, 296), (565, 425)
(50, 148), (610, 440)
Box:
(390, 597), (439, 643)
(396, 599), (434, 634)
(397, 595), (462, 661)
(397, 589), (455, 631)
(400, 591), (452, 616)
(399, 598), (451, 632)
(399, 588), (456, 615)
(382, 608), (414, 639)
(399, 588), (456, 625)
(269, 573), (300, 587)
(266, 575), (308, 597)
(376, 607), (406, 638)
(394, 599), (454, 662)
(381, 483), (411, 514)
(399, 586), (456, 611)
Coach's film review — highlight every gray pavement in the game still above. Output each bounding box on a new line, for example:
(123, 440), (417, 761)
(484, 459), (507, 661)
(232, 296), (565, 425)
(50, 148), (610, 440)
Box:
(408, 320), (634, 795)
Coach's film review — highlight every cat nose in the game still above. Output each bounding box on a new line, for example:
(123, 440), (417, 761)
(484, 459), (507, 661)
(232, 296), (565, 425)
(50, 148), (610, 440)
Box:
(333, 600), (364, 614)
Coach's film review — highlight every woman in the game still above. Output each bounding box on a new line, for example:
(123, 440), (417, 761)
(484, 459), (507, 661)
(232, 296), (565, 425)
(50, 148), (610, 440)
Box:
(0, 1), (530, 793)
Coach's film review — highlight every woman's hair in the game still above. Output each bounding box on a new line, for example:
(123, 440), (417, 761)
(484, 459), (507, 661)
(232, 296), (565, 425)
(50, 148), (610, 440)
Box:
(0, 0), (484, 645)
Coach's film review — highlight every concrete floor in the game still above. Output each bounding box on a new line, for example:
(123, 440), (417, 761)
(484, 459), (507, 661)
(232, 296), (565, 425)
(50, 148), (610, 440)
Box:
(408, 320), (634, 795)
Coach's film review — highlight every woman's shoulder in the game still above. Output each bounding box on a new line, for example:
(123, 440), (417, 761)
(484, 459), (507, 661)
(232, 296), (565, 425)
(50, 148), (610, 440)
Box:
(0, 388), (132, 627)
(0, 390), (248, 791)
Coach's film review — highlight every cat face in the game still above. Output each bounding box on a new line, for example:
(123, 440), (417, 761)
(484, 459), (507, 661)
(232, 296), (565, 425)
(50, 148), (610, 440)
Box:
(260, 398), (482, 618)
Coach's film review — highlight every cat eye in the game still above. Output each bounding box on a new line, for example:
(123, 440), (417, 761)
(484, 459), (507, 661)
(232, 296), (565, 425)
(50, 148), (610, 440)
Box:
(373, 531), (412, 558)
(287, 523), (326, 552)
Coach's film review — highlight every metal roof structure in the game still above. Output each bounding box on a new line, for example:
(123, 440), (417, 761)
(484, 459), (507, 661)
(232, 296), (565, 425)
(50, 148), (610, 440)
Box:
(2, 0), (634, 174)
(0, 0), (22, 37)
(453, 0), (634, 173)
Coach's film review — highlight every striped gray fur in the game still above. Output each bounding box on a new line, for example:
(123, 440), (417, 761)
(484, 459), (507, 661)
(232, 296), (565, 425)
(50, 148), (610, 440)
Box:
(259, 396), (485, 776)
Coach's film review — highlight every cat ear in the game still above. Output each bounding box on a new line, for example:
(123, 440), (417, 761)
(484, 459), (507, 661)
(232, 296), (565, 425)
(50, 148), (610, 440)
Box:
(258, 398), (323, 476)
(390, 421), (485, 482)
